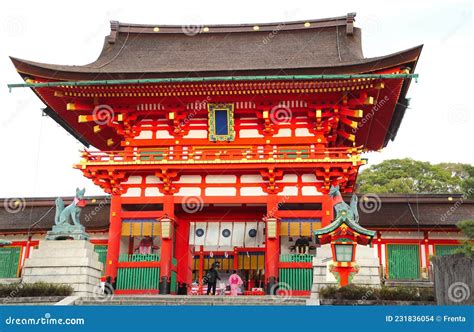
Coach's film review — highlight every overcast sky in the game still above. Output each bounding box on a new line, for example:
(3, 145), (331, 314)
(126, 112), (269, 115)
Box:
(0, 0), (472, 198)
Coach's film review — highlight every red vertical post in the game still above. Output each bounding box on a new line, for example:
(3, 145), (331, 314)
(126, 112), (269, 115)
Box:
(21, 235), (32, 269)
(159, 194), (174, 294)
(377, 232), (383, 266)
(198, 245), (204, 294)
(105, 194), (122, 282)
(321, 194), (334, 227)
(233, 247), (238, 271)
(265, 194), (280, 295)
(423, 232), (430, 277)
(175, 218), (191, 294)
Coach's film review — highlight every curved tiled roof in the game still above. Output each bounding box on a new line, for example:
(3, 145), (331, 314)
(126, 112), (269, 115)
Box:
(10, 13), (421, 80)
(0, 195), (472, 233)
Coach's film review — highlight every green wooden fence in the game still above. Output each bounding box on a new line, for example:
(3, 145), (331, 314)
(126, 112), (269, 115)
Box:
(435, 245), (463, 257)
(0, 247), (21, 278)
(116, 254), (160, 290)
(279, 254), (313, 291)
(93, 245), (108, 276)
(387, 244), (420, 280)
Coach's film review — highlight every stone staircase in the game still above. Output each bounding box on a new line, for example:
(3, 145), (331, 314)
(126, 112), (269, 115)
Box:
(76, 295), (308, 306)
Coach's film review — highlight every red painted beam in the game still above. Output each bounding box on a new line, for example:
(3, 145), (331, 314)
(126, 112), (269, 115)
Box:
(278, 262), (312, 269)
(117, 261), (161, 268)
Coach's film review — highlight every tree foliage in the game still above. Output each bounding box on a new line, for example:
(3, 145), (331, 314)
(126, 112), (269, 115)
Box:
(455, 220), (474, 258)
(357, 159), (473, 198)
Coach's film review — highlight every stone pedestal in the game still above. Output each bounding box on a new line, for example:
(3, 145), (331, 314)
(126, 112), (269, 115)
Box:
(46, 224), (89, 240)
(307, 244), (381, 305)
(22, 240), (101, 297)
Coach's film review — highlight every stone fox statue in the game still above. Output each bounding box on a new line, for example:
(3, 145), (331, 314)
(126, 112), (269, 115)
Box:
(55, 188), (87, 226)
(329, 185), (360, 224)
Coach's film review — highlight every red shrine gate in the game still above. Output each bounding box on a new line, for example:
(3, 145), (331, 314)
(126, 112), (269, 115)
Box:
(9, 13), (421, 294)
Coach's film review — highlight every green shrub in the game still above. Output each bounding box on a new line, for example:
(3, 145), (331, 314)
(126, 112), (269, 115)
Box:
(319, 285), (338, 299)
(319, 284), (434, 302)
(0, 282), (73, 298)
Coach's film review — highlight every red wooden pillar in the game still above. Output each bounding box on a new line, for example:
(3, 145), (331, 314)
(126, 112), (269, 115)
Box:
(233, 247), (238, 271)
(265, 194), (280, 295)
(159, 194), (174, 294)
(423, 231), (430, 275)
(105, 194), (122, 282)
(321, 194), (334, 227)
(198, 245), (204, 294)
(22, 235), (32, 268)
(175, 218), (191, 294)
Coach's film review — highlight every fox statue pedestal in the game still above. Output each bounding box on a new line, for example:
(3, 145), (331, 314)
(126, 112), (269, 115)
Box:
(22, 240), (102, 297)
(22, 188), (100, 297)
(46, 224), (89, 240)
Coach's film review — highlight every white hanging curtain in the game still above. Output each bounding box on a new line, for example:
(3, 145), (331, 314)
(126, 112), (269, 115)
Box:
(244, 222), (258, 247)
(189, 222), (196, 245)
(194, 222), (207, 246)
(232, 222), (245, 247)
(256, 221), (266, 247)
(218, 222), (233, 247)
(205, 223), (219, 246)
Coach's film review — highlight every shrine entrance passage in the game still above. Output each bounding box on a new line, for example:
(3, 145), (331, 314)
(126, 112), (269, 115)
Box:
(192, 248), (265, 294)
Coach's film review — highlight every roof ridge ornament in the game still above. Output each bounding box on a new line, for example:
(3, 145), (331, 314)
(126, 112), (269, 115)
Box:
(108, 20), (119, 44)
(346, 12), (356, 35)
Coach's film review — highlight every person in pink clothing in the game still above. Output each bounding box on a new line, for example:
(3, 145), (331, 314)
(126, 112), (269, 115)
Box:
(228, 270), (243, 296)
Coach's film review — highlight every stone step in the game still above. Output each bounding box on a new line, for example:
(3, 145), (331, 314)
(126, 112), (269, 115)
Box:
(76, 295), (307, 306)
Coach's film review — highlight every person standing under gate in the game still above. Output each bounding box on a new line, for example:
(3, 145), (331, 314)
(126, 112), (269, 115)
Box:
(206, 263), (221, 295)
(228, 270), (243, 296)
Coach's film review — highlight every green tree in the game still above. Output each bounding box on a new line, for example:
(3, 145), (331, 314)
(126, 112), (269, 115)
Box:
(357, 158), (473, 195)
(455, 220), (474, 258)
